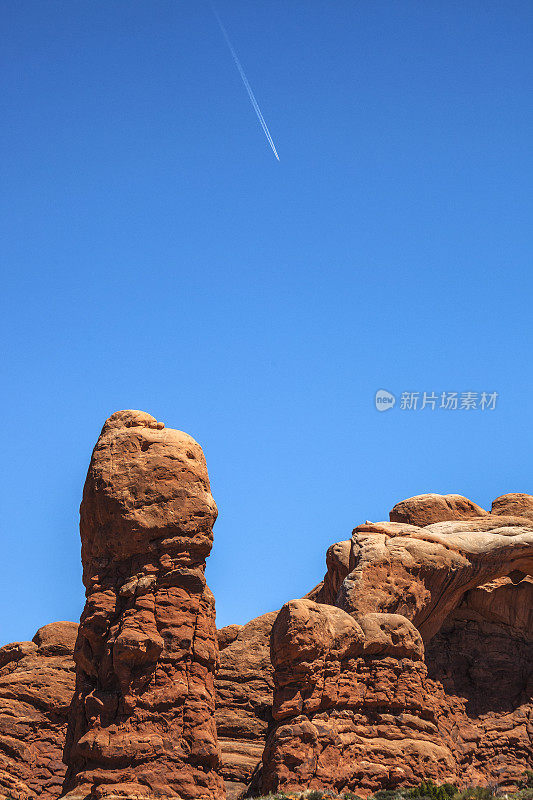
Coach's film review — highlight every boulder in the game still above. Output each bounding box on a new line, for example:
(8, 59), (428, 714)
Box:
(389, 493), (487, 527)
(491, 493), (533, 523)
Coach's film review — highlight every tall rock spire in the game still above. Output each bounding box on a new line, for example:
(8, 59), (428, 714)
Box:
(63, 410), (224, 800)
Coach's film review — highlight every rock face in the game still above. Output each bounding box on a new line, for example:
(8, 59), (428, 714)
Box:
(426, 576), (533, 787)
(215, 613), (277, 800)
(213, 544), (358, 800)
(62, 410), (224, 800)
(0, 621), (78, 800)
(305, 541), (353, 606)
(338, 516), (533, 640)
(213, 542), (357, 800)
(261, 493), (533, 796)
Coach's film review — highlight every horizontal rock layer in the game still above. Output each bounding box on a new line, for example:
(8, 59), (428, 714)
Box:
(215, 613), (277, 799)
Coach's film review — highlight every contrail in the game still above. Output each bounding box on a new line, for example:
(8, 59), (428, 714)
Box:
(210, 2), (280, 161)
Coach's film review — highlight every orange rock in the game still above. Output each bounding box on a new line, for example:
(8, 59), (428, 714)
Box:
(0, 621), (78, 799)
(2, 439), (532, 800)
(389, 493), (487, 526)
(215, 613), (277, 799)
(217, 625), (242, 652)
(260, 495), (533, 796)
(262, 600), (457, 796)
(215, 545), (358, 798)
(491, 492), (533, 523)
(305, 540), (353, 606)
(339, 516), (533, 639)
(426, 575), (533, 787)
(62, 411), (224, 800)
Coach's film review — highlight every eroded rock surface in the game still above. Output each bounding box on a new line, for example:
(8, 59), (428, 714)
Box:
(389, 494), (487, 527)
(339, 516), (533, 640)
(426, 576), (533, 787)
(262, 599), (456, 796)
(62, 410), (224, 800)
(0, 621), (78, 800)
(261, 493), (533, 796)
(306, 541), (353, 606)
(491, 493), (533, 523)
(2, 440), (532, 800)
(215, 613), (277, 800)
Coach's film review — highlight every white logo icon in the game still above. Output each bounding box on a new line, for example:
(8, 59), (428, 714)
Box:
(375, 389), (396, 412)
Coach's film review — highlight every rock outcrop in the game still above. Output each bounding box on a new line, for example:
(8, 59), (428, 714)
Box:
(338, 516), (533, 640)
(305, 541), (353, 606)
(215, 613), (277, 800)
(213, 542), (358, 800)
(262, 599), (457, 797)
(261, 493), (533, 796)
(62, 410), (224, 800)
(0, 621), (78, 800)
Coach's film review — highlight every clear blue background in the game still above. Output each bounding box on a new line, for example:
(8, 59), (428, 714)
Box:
(1, 0), (532, 646)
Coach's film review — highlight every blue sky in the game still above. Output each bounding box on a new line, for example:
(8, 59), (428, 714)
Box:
(1, 1), (532, 646)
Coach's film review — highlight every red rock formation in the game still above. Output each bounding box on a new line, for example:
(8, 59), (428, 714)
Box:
(261, 493), (533, 796)
(2, 435), (532, 800)
(338, 516), (533, 640)
(213, 542), (358, 800)
(62, 410), (224, 800)
(305, 541), (353, 606)
(262, 599), (457, 796)
(215, 613), (277, 800)
(0, 621), (78, 800)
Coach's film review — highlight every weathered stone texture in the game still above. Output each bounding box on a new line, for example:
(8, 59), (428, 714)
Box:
(491, 493), (533, 523)
(62, 410), (224, 800)
(2, 431), (532, 800)
(0, 621), (78, 800)
(215, 613), (277, 799)
(389, 494), (488, 527)
(262, 599), (457, 796)
(260, 493), (533, 796)
(426, 576), (533, 787)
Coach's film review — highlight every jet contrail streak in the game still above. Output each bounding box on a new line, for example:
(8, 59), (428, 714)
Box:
(210, 2), (280, 161)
